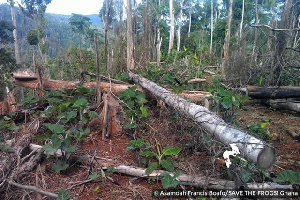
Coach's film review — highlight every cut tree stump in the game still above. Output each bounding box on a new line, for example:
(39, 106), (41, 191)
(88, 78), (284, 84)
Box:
(0, 92), (18, 116)
(246, 85), (300, 99)
(128, 71), (276, 169)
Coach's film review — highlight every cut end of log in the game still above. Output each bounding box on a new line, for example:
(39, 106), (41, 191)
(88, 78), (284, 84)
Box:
(256, 146), (276, 169)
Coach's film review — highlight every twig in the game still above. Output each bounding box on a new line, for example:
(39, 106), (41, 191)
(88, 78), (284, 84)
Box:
(7, 179), (58, 199)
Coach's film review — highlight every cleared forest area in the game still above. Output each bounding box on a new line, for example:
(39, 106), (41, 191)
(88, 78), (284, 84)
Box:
(0, 0), (300, 199)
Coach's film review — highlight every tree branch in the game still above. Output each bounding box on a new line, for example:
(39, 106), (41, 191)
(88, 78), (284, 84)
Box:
(7, 179), (58, 199)
(251, 24), (300, 31)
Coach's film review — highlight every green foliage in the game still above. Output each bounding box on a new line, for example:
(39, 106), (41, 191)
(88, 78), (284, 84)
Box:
(0, 142), (14, 153)
(248, 121), (272, 140)
(57, 188), (70, 200)
(119, 86), (149, 130)
(89, 172), (100, 179)
(159, 171), (181, 189)
(206, 79), (250, 123)
(52, 160), (69, 173)
(0, 116), (20, 132)
(274, 170), (300, 185)
(126, 139), (181, 177)
(26, 29), (40, 45)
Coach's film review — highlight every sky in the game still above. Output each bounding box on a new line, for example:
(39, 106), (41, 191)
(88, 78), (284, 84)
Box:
(0, 0), (104, 15)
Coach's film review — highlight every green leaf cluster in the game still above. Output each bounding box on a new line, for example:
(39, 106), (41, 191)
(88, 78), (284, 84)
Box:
(274, 170), (300, 185)
(119, 86), (149, 129)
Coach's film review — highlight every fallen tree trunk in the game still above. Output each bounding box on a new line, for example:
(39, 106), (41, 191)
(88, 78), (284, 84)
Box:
(13, 78), (132, 95)
(246, 85), (300, 99)
(5, 142), (291, 191)
(128, 71), (276, 169)
(110, 165), (292, 190)
(269, 100), (300, 113)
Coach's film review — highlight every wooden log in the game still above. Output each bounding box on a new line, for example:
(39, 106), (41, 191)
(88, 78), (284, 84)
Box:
(269, 100), (300, 113)
(247, 85), (300, 99)
(110, 165), (292, 190)
(13, 78), (132, 95)
(128, 71), (276, 169)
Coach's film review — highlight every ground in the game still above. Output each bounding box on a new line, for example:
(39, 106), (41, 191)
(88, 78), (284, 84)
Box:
(2, 98), (300, 200)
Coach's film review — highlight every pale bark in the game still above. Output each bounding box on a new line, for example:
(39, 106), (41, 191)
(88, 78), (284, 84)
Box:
(156, 0), (162, 66)
(94, 34), (101, 107)
(269, 100), (300, 113)
(188, 8), (191, 37)
(9, 0), (21, 64)
(127, 0), (135, 70)
(209, 0), (213, 54)
(128, 71), (276, 169)
(239, 0), (244, 39)
(176, 0), (184, 52)
(168, 0), (175, 54)
(221, 0), (233, 77)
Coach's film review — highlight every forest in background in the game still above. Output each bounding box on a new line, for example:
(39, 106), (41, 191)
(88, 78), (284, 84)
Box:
(1, 0), (300, 95)
(0, 1), (300, 199)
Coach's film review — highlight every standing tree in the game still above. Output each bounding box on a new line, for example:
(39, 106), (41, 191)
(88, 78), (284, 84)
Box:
(69, 14), (92, 76)
(7, 0), (20, 64)
(176, 0), (184, 52)
(127, 0), (135, 70)
(221, 0), (233, 77)
(168, 0), (175, 54)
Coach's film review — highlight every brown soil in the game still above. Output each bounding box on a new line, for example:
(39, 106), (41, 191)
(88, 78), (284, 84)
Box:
(2, 99), (300, 200)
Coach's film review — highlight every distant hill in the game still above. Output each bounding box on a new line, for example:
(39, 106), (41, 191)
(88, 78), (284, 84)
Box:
(0, 3), (103, 64)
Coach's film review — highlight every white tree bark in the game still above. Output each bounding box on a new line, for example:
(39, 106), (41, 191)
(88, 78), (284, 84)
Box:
(168, 0), (175, 54)
(156, 0), (162, 66)
(127, 0), (135, 70)
(9, 0), (21, 64)
(128, 71), (276, 169)
(177, 0), (184, 52)
(239, 0), (244, 39)
(210, 0), (213, 54)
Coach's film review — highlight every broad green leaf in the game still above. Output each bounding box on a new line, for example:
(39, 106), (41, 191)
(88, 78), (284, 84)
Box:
(140, 151), (157, 157)
(163, 146), (181, 156)
(89, 172), (100, 179)
(221, 97), (232, 109)
(0, 142), (14, 153)
(261, 122), (269, 128)
(241, 169), (251, 183)
(87, 110), (99, 118)
(140, 106), (149, 117)
(72, 98), (88, 108)
(161, 158), (174, 172)
(145, 162), (158, 175)
(173, 170), (181, 179)
(42, 106), (55, 115)
(57, 188), (70, 200)
(274, 170), (300, 185)
(58, 111), (77, 123)
(160, 173), (180, 188)
(44, 123), (65, 134)
(51, 160), (69, 173)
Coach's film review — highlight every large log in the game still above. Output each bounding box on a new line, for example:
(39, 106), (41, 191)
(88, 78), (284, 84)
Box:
(13, 78), (132, 95)
(269, 100), (300, 113)
(246, 85), (300, 99)
(128, 71), (276, 169)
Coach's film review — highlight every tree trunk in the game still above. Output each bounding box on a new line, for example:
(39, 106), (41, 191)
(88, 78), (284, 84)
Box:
(246, 85), (300, 99)
(168, 0), (175, 54)
(104, 0), (112, 75)
(156, 0), (162, 66)
(128, 71), (276, 169)
(239, 0), (244, 39)
(176, 0), (183, 52)
(127, 0), (135, 70)
(221, 0), (233, 77)
(9, 0), (20, 64)
(269, 100), (300, 113)
(188, 7), (192, 38)
(272, 0), (293, 85)
(209, 0), (213, 55)
(252, 0), (258, 63)
(94, 34), (101, 107)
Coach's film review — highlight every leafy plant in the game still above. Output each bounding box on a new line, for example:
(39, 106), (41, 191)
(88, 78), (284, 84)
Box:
(57, 188), (70, 200)
(159, 171), (181, 188)
(206, 78), (250, 123)
(274, 170), (300, 185)
(119, 86), (149, 131)
(139, 139), (181, 175)
(248, 121), (272, 140)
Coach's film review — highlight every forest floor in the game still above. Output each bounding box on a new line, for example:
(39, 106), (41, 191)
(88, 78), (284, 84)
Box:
(3, 98), (300, 200)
